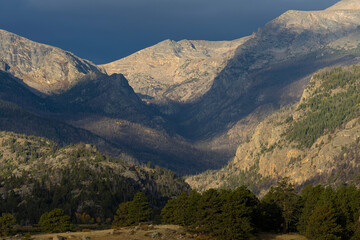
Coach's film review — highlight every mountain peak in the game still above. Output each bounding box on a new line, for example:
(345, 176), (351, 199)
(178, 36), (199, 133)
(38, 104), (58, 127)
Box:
(0, 29), (104, 95)
(326, 0), (360, 11)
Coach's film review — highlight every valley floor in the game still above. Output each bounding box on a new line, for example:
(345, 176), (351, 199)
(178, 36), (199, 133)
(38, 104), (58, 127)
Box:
(22, 225), (307, 240)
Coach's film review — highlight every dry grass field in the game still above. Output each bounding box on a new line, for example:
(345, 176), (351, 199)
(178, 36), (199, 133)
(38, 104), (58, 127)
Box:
(26, 225), (307, 240)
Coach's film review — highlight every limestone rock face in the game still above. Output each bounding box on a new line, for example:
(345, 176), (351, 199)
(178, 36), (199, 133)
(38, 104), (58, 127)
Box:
(0, 29), (104, 94)
(100, 37), (251, 103)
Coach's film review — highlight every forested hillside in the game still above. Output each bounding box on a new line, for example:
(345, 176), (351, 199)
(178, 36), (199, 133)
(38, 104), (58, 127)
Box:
(187, 65), (360, 194)
(0, 131), (190, 225)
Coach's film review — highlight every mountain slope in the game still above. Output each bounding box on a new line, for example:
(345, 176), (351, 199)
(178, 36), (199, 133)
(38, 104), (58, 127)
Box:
(173, 1), (360, 139)
(50, 72), (154, 123)
(100, 38), (251, 104)
(2, 0), (360, 178)
(186, 65), (360, 195)
(0, 70), (49, 112)
(100, 0), (360, 142)
(0, 31), (227, 175)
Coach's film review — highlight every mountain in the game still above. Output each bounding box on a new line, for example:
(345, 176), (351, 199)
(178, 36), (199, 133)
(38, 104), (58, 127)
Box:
(0, 131), (190, 223)
(100, 0), (360, 142)
(100, 38), (251, 105)
(0, 30), (228, 175)
(173, 0), (360, 139)
(2, 0), (360, 179)
(186, 64), (360, 195)
(327, 0), (360, 10)
(0, 29), (104, 95)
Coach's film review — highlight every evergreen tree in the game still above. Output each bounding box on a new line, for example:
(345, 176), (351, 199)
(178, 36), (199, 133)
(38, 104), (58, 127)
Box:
(262, 177), (299, 233)
(297, 184), (325, 234)
(193, 189), (225, 234)
(333, 185), (360, 239)
(0, 213), (16, 237)
(184, 190), (201, 227)
(305, 202), (342, 240)
(351, 212), (360, 240)
(38, 209), (72, 233)
(260, 199), (283, 232)
(161, 192), (189, 225)
(219, 186), (259, 240)
(113, 202), (130, 227)
(127, 192), (151, 225)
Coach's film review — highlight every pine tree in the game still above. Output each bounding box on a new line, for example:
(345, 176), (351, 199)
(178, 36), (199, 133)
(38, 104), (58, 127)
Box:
(297, 184), (325, 234)
(262, 177), (299, 233)
(219, 186), (259, 240)
(193, 189), (224, 234)
(113, 202), (130, 227)
(0, 213), (16, 236)
(38, 209), (72, 233)
(161, 192), (188, 225)
(305, 202), (342, 240)
(127, 192), (151, 225)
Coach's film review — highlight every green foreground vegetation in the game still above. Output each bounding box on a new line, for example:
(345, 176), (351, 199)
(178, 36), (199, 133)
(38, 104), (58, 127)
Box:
(2, 178), (360, 240)
(160, 178), (360, 240)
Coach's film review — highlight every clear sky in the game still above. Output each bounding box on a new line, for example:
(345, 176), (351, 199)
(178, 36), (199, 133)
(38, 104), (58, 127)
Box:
(0, 0), (339, 64)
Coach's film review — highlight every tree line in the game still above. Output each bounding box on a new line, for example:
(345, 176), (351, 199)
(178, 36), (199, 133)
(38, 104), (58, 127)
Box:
(3, 178), (360, 240)
(160, 178), (360, 240)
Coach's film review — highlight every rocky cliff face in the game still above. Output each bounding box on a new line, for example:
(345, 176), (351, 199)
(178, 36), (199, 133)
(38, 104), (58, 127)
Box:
(0, 29), (104, 94)
(186, 65), (360, 195)
(101, 38), (251, 104)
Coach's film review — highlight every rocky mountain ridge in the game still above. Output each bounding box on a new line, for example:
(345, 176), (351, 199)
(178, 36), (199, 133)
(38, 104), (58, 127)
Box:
(99, 0), (360, 143)
(172, 0), (360, 139)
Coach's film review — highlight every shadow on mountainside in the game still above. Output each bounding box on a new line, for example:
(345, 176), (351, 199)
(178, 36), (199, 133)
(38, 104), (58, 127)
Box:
(169, 28), (360, 141)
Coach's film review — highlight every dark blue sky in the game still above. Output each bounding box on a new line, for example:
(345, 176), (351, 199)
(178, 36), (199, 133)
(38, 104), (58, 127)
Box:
(0, 0), (339, 64)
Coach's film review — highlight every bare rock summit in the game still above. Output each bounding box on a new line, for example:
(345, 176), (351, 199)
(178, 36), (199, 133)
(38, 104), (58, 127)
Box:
(327, 0), (360, 11)
(0, 29), (104, 94)
(100, 37), (252, 103)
